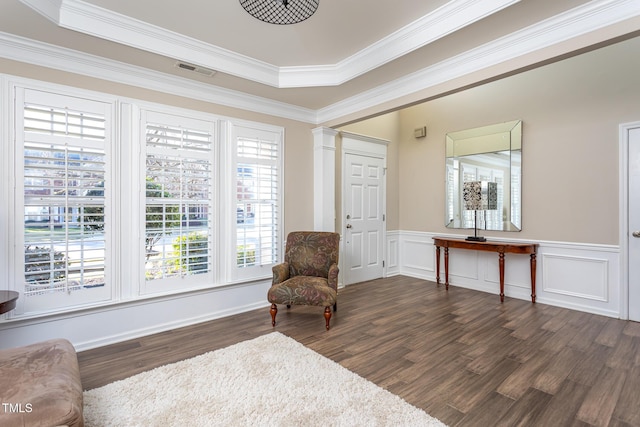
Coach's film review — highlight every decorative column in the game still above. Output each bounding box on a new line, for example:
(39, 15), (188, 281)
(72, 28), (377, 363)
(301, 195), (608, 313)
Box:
(312, 127), (338, 232)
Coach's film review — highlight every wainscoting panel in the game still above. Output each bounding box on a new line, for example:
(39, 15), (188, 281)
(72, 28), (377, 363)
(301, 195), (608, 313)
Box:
(446, 249), (481, 282)
(483, 251), (536, 298)
(386, 233), (400, 276)
(398, 232), (434, 278)
(536, 242), (619, 317)
(542, 254), (608, 301)
(389, 231), (621, 318)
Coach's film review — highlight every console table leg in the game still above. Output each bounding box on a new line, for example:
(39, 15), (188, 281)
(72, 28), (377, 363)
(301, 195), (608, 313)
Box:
(444, 247), (449, 290)
(499, 252), (505, 302)
(435, 246), (441, 285)
(531, 253), (537, 303)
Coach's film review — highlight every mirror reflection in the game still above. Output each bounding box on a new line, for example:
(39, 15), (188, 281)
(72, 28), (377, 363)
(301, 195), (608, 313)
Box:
(445, 120), (522, 231)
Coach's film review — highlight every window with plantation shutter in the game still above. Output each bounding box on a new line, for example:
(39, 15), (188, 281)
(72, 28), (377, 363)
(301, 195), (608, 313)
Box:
(232, 125), (282, 280)
(17, 89), (112, 313)
(142, 111), (215, 293)
(7, 83), (283, 319)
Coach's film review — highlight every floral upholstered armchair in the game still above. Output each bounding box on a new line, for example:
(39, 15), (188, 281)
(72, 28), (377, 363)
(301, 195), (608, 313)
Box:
(268, 231), (340, 330)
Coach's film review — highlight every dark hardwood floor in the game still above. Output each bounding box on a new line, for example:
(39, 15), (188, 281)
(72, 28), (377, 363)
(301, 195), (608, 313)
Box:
(78, 276), (640, 426)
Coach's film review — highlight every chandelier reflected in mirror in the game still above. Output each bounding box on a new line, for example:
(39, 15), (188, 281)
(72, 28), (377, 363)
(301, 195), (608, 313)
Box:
(240, 0), (319, 25)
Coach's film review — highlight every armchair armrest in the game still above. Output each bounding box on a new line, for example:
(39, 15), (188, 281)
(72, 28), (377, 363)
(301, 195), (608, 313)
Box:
(327, 263), (339, 291)
(272, 262), (290, 285)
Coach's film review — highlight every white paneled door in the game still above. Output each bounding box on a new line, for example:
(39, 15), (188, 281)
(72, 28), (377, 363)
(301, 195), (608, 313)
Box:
(344, 153), (385, 285)
(628, 126), (640, 322)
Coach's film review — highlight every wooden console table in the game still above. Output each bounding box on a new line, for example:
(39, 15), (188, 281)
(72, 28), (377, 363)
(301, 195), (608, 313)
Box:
(433, 237), (538, 303)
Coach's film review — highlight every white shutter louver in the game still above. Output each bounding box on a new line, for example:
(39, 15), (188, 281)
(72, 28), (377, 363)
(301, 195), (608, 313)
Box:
(236, 136), (280, 268)
(23, 103), (107, 297)
(144, 119), (213, 284)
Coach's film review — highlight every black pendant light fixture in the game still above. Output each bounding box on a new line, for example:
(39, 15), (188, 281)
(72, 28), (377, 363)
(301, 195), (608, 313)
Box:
(240, 0), (319, 25)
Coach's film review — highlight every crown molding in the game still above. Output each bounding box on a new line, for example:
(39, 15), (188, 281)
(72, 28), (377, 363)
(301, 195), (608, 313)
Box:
(278, 0), (522, 87)
(2, 0), (639, 126)
(316, 0), (640, 124)
(19, 0), (520, 89)
(29, 0), (280, 87)
(0, 31), (317, 123)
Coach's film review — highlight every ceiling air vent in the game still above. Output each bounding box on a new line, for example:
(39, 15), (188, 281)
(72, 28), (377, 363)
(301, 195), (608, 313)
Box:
(175, 62), (217, 77)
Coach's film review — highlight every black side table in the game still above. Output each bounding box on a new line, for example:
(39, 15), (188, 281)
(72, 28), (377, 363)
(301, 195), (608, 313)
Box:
(0, 290), (19, 315)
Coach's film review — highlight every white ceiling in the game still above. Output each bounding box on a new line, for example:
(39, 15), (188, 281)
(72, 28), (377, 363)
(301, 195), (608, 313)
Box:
(0, 0), (639, 122)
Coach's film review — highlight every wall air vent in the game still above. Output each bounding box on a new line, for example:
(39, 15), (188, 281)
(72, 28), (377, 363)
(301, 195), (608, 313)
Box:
(175, 62), (217, 77)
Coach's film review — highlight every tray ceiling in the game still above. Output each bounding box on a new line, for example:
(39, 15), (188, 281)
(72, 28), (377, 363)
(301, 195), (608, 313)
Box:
(1, 0), (639, 120)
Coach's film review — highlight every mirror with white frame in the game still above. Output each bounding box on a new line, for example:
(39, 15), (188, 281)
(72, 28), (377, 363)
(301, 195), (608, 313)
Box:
(445, 120), (522, 231)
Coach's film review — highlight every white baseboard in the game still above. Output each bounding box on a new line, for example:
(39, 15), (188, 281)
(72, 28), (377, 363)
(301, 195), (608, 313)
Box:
(73, 300), (270, 352)
(0, 280), (272, 351)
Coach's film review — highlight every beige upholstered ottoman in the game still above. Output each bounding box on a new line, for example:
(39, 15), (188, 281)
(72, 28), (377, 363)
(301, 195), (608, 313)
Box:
(0, 338), (84, 427)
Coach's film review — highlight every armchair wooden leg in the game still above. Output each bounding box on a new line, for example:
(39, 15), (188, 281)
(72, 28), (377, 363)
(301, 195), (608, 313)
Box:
(324, 306), (332, 330)
(270, 303), (277, 327)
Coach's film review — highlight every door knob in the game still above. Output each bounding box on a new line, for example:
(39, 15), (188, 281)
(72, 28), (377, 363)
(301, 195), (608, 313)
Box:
(346, 224), (352, 229)
(633, 231), (640, 238)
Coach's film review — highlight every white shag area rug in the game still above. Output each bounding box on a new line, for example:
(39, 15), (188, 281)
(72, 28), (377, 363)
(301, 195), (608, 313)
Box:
(83, 332), (446, 427)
